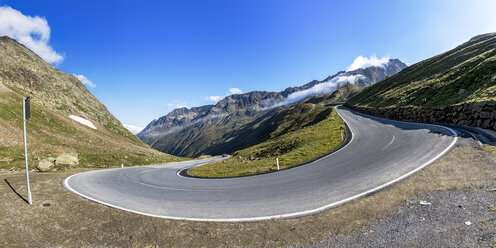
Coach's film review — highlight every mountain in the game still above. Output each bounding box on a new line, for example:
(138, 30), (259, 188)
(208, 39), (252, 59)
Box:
(0, 36), (180, 171)
(280, 59), (406, 97)
(347, 33), (496, 108)
(139, 58), (406, 157)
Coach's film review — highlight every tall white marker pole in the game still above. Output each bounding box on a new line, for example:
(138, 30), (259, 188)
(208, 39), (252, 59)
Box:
(23, 97), (32, 205)
(276, 157), (279, 170)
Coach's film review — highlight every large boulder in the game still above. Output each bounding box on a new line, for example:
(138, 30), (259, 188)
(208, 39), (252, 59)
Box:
(55, 152), (79, 167)
(37, 157), (55, 172)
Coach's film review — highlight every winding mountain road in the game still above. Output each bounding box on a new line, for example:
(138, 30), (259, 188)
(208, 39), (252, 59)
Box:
(64, 106), (458, 222)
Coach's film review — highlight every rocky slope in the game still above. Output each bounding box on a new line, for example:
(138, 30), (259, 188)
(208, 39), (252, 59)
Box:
(139, 59), (406, 157)
(0, 36), (180, 171)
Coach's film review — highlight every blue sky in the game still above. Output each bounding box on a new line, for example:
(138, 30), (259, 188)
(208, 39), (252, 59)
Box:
(1, 0), (495, 130)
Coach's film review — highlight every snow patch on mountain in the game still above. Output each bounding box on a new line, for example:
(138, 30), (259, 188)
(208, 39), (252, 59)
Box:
(70, 115), (97, 130)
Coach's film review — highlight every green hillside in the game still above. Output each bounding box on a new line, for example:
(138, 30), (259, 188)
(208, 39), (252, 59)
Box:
(347, 33), (496, 108)
(0, 37), (181, 171)
(189, 104), (345, 177)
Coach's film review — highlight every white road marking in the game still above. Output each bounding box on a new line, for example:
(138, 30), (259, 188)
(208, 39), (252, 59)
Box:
(138, 182), (224, 192)
(139, 168), (157, 174)
(382, 135), (395, 150)
(62, 106), (459, 222)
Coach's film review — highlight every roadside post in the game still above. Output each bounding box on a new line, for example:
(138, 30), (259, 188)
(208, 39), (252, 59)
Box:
(276, 157), (279, 170)
(23, 96), (33, 205)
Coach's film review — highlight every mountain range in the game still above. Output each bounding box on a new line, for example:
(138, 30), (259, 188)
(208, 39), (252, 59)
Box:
(138, 58), (407, 157)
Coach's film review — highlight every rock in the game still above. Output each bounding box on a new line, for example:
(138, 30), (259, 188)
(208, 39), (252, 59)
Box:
(477, 119), (483, 127)
(475, 102), (485, 113)
(481, 119), (491, 129)
(458, 88), (466, 95)
(468, 102), (476, 112)
(55, 152), (79, 167)
(456, 112), (466, 120)
(36, 157), (55, 172)
(480, 111), (492, 119)
(465, 221), (472, 226)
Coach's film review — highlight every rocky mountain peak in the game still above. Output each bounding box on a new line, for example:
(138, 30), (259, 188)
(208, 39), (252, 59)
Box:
(207, 91), (285, 116)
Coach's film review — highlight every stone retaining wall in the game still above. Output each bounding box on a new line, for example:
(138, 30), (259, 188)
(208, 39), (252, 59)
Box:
(344, 101), (496, 131)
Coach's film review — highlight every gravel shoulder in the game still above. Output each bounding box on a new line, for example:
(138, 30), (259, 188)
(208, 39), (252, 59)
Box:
(1, 137), (495, 247)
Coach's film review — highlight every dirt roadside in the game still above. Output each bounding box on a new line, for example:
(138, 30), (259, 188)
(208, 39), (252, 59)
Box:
(1, 137), (495, 247)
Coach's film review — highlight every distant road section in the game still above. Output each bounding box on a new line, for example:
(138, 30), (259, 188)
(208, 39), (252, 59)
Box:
(64, 106), (457, 222)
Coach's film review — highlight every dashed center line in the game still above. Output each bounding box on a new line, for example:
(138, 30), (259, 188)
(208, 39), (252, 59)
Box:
(139, 182), (225, 192)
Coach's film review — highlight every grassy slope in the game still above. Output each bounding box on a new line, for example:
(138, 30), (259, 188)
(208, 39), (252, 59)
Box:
(188, 105), (345, 177)
(0, 85), (183, 171)
(347, 33), (496, 108)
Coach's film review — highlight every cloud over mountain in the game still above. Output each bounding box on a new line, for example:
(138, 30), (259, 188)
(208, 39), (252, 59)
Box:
(204, 95), (224, 102)
(73, 74), (96, 88)
(205, 88), (243, 102)
(124, 124), (144, 134)
(0, 6), (63, 64)
(283, 74), (366, 105)
(346, 55), (389, 71)
(229, 88), (243, 94)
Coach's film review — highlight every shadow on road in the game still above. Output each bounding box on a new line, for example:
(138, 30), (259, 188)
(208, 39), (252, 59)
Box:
(4, 179), (29, 204)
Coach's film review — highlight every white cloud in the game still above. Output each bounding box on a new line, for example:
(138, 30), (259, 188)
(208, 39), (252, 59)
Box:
(166, 102), (188, 110)
(123, 124), (143, 134)
(205, 88), (243, 103)
(282, 74), (366, 105)
(73, 74), (96, 88)
(346, 55), (389, 71)
(204, 95), (224, 102)
(0, 6), (63, 64)
(229, 88), (243, 95)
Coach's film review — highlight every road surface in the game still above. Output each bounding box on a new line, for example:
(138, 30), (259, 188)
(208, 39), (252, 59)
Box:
(64, 106), (458, 222)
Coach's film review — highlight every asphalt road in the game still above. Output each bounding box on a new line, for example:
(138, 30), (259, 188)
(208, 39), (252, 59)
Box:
(64, 106), (458, 222)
